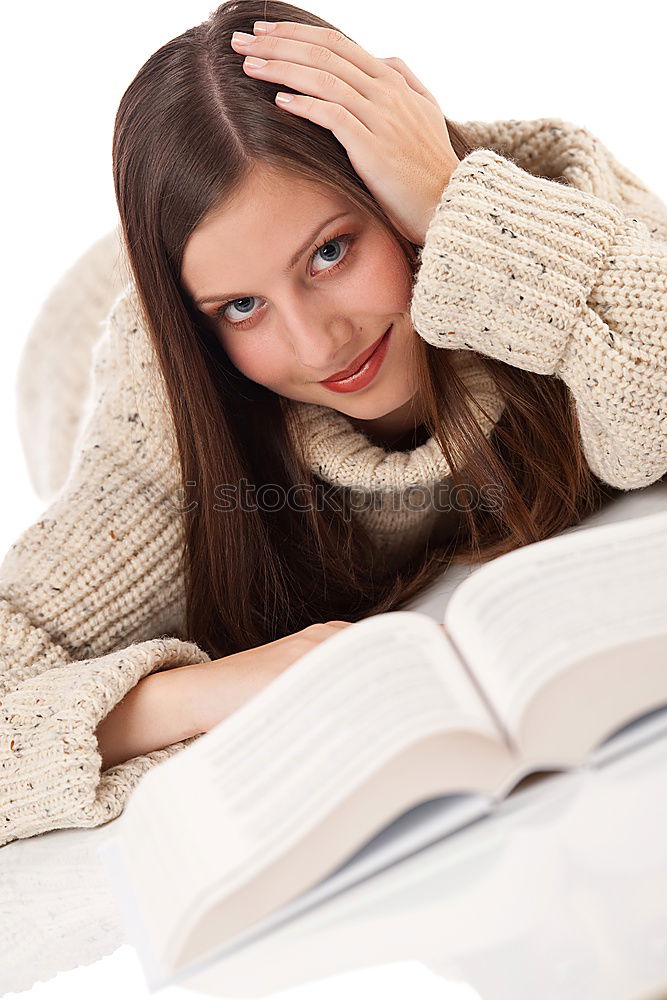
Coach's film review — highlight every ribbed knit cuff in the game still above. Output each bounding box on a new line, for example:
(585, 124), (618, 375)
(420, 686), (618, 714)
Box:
(410, 147), (624, 374)
(0, 632), (211, 847)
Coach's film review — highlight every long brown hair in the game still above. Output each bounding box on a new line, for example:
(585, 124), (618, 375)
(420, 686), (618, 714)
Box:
(112, 0), (620, 658)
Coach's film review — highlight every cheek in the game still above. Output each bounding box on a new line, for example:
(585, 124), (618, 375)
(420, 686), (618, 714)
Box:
(219, 335), (286, 388)
(357, 242), (412, 312)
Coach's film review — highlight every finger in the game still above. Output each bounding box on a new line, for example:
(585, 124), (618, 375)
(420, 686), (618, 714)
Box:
(236, 31), (373, 104)
(378, 57), (440, 108)
(251, 20), (396, 89)
(242, 54), (374, 126)
(272, 91), (373, 152)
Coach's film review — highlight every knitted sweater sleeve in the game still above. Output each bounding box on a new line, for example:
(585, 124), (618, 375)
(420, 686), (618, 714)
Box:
(0, 287), (211, 848)
(410, 123), (667, 489)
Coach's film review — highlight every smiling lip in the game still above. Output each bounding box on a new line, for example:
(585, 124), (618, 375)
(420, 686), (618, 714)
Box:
(318, 325), (392, 394)
(318, 328), (390, 384)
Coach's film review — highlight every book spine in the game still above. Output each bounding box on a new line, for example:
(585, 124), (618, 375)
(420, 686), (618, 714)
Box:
(446, 629), (521, 756)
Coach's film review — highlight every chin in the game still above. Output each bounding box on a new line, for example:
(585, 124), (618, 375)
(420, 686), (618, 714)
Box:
(343, 384), (416, 419)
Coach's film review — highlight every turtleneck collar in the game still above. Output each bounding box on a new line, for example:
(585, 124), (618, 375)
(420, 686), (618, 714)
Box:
(289, 351), (506, 492)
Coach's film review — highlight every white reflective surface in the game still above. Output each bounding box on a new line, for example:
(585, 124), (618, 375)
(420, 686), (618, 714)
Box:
(2, 728), (667, 1000)
(188, 733), (667, 1000)
(2, 482), (666, 999)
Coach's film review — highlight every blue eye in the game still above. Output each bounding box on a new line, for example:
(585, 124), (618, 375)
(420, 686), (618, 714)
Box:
(223, 296), (255, 320)
(215, 232), (356, 328)
(311, 235), (347, 273)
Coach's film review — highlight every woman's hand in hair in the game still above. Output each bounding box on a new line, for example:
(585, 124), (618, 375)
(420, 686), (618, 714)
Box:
(192, 621), (355, 734)
(232, 20), (460, 245)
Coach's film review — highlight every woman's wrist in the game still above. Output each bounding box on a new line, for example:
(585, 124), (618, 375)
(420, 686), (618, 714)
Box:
(95, 662), (207, 771)
(185, 651), (274, 735)
(146, 661), (210, 741)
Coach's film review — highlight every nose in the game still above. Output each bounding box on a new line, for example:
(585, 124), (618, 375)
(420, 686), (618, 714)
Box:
(283, 305), (355, 380)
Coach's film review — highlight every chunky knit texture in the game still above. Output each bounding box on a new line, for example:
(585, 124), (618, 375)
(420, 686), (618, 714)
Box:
(2, 116), (666, 848)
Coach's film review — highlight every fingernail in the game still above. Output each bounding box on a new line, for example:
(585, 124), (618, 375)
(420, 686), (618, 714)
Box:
(254, 20), (276, 33)
(232, 31), (254, 46)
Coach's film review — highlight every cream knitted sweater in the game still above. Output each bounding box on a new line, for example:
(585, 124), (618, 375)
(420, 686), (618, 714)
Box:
(2, 117), (666, 848)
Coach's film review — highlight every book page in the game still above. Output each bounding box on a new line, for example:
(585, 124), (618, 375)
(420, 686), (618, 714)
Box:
(189, 612), (499, 889)
(444, 510), (667, 734)
(112, 610), (501, 959)
(589, 703), (667, 768)
(165, 793), (491, 983)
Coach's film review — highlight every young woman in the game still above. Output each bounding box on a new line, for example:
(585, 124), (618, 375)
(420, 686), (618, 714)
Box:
(2, 0), (666, 847)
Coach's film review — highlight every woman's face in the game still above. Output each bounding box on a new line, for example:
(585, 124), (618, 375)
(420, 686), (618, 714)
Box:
(181, 165), (425, 444)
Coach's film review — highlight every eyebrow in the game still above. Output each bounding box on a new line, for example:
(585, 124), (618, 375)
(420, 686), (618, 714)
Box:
(195, 211), (352, 308)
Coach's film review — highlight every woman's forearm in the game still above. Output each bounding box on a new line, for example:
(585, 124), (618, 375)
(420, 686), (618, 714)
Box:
(94, 624), (356, 770)
(94, 662), (205, 771)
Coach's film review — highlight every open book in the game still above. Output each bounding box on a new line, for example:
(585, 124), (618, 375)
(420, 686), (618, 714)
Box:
(98, 508), (667, 991)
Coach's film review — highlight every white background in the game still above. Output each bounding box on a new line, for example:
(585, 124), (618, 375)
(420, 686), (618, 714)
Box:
(1, 1), (666, 997)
